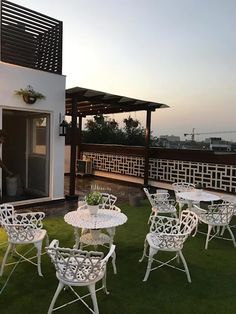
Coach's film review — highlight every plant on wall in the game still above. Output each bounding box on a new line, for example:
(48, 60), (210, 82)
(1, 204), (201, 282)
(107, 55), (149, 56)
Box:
(15, 85), (46, 104)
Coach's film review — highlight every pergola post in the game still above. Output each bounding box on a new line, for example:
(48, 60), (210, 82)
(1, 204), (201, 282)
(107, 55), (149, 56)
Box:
(67, 96), (78, 199)
(144, 108), (151, 186)
(77, 116), (82, 160)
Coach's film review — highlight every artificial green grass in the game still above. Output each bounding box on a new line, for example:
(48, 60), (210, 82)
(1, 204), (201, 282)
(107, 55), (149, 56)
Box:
(1, 201), (236, 314)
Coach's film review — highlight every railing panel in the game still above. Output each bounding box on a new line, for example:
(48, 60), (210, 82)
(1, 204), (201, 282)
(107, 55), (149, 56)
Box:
(79, 145), (236, 193)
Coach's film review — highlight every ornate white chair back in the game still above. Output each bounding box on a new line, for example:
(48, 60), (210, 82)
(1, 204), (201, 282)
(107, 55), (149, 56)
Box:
(0, 203), (45, 243)
(149, 210), (198, 250)
(204, 203), (235, 225)
(0, 204), (47, 277)
(143, 188), (155, 207)
(180, 210), (198, 234)
(0, 203), (15, 225)
(47, 240), (114, 284)
(101, 193), (118, 210)
(172, 182), (196, 211)
(172, 182), (195, 194)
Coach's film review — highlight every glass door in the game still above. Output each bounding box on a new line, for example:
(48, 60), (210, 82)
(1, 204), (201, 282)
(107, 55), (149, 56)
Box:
(26, 114), (50, 197)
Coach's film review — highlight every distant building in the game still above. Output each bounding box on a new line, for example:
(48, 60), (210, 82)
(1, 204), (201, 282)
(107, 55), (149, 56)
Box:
(157, 135), (181, 149)
(160, 135), (180, 142)
(181, 141), (209, 150)
(205, 137), (231, 152)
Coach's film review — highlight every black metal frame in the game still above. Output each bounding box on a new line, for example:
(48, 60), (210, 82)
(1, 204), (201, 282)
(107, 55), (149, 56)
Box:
(0, 0), (62, 74)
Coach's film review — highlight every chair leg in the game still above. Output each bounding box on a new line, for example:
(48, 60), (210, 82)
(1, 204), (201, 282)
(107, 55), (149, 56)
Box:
(226, 225), (236, 247)
(178, 202), (183, 217)
(111, 250), (117, 275)
(0, 243), (13, 276)
(192, 221), (199, 237)
(176, 252), (180, 264)
(107, 227), (115, 241)
(45, 232), (50, 247)
(74, 227), (80, 249)
(11, 244), (16, 256)
(88, 283), (99, 314)
(102, 269), (109, 295)
(220, 226), (226, 236)
(205, 225), (212, 250)
(139, 239), (148, 263)
(172, 212), (178, 218)
(143, 247), (156, 282)
(147, 212), (152, 224)
(178, 250), (191, 283)
(34, 241), (43, 277)
(48, 281), (64, 314)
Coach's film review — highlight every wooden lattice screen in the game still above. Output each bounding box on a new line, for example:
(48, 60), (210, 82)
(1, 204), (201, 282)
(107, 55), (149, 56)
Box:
(0, 0), (62, 74)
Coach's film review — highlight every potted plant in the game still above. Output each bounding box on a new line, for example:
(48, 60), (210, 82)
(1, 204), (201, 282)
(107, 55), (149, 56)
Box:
(15, 85), (46, 104)
(85, 191), (102, 215)
(195, 183), (202, 189)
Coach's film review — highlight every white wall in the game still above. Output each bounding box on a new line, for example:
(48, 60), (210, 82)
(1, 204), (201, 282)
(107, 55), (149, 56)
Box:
(0, 62), (66, 201)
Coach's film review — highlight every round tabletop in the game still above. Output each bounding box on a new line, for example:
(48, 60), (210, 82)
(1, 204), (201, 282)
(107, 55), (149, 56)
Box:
(220, 195), (236, 203)
(176, 190), (221, 202)
(64, 208), (128, 229)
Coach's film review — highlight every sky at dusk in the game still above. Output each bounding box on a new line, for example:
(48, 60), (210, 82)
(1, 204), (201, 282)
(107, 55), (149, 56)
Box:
(11, 0), (236, 141)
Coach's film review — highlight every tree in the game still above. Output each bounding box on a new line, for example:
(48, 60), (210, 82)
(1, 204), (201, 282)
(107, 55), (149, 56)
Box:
(83, 115), (124, 144)
(82, 114), (148, 146)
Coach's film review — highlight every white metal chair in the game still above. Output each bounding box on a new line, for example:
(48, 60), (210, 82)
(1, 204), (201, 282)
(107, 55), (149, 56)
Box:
(194, 203), (236, 249)
(139, 210), (198, 283)
(172, 182), (196, 214)
(143, 188), (177, 223)
(229, 202), (236, 229)
(46, 239), (115, 314)
(0, 203), (49, 276)
(100, 193), (120, 245)
(100, 193), (118, 210)
(220, 196), (236, 229)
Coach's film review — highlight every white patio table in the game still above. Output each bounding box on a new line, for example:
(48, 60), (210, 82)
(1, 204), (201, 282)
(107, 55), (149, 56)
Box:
(176, 190), (221, 210)
(64, 207), (128, 249)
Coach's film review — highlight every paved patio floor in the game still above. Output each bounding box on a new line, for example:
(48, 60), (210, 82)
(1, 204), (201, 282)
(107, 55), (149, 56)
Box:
(64, 175), (146, 203)
(21, 175), (146, 216)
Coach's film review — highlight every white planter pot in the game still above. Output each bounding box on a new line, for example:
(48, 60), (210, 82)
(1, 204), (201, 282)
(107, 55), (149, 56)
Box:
(6, 176), (17, 197)
(87, 204), (99, 215)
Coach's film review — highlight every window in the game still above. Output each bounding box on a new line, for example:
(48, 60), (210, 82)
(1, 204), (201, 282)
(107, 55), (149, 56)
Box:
(30, 117), (47, 155)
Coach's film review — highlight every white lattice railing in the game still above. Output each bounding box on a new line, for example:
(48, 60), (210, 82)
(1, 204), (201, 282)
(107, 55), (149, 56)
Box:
(83, 152), (236, 193)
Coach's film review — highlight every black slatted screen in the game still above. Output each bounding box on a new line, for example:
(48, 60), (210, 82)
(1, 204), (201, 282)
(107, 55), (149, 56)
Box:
(0, 0), (62, 74)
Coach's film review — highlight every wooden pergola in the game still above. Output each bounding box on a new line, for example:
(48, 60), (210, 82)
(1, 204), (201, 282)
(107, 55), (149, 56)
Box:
(65, 86), (169, 199)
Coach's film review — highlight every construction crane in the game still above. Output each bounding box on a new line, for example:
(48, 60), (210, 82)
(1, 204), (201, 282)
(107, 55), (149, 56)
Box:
(184, 128), (236, 141)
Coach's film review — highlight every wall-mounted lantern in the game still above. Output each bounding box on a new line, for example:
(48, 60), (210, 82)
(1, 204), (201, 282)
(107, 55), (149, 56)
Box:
(59, 113), (69, 136)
